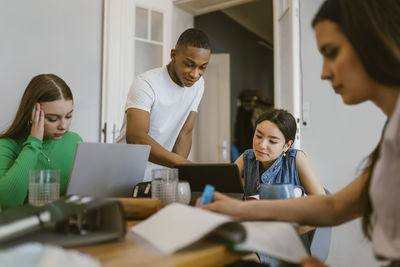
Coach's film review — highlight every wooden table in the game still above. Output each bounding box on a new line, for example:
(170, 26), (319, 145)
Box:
(76, 221), (247, 267)
(76, 220), (314, 267)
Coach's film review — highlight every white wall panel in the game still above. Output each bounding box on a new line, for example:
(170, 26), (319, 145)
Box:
(0, 0), (103, 142)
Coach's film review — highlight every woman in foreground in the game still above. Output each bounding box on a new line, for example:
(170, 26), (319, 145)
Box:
(200, 0), (400, 265)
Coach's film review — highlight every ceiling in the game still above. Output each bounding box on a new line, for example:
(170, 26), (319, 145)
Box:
(174, 0), (273, 45)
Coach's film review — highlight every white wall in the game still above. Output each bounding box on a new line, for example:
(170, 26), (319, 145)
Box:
(0, 0), (103, 142)
(172, 6), (194, 48)
(300, 1), (385, 266)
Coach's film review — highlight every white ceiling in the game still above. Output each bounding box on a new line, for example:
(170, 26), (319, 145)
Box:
(173, 0), (256, 15)
(174, 0), (273, 45)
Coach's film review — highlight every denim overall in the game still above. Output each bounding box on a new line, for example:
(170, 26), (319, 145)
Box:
(243, 148), (303, 196)
(243, 148), (307, 267)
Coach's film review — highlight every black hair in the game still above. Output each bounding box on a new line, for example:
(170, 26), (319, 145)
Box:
(175, 28), (211, 50)
(255, 109), (297, 144)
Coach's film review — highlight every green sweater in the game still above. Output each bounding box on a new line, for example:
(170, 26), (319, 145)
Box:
(0, 132), (82, 209)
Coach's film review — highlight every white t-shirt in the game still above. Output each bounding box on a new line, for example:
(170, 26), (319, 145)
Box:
(116, 66), (204, 181)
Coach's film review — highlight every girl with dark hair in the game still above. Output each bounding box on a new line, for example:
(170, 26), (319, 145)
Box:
(235, 108), (325, 197)
(199, 0), (400, 265)
(0, 74), (82, 209)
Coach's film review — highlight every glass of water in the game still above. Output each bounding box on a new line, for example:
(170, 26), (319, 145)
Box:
(151, 168), (178, 206)
(29, 169), (60, 206)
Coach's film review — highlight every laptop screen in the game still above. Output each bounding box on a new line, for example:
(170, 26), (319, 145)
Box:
(66, 142), (150, 198)
(175, 163), (246, 199)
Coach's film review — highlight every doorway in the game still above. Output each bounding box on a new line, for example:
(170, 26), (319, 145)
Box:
(176, 0), (302, 161)
(180, 0), (275, 161)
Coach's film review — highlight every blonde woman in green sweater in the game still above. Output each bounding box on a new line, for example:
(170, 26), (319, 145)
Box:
(0, 74), (82, 209)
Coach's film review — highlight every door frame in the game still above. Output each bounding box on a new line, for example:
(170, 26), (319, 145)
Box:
(101, 0), (172, 143)
(273, 0), (301, 148)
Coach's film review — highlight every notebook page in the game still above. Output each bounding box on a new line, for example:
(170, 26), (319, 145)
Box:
(129, 203), (232, 254)
(235, 221), (309, 263)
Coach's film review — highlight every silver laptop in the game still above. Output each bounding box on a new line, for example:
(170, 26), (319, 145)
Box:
(66, 142), (150, 198)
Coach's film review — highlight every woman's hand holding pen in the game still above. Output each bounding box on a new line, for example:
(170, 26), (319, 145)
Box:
(196, 191), (247, 221)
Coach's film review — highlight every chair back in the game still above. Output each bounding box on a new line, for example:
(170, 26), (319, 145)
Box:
(310, 188), (332, 262)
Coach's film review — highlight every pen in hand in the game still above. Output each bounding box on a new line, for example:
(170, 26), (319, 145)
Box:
(199, 184), (215, 206)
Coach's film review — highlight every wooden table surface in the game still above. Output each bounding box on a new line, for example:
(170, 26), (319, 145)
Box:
(75, 219), (314, 267)
(75, 220), (247, 267)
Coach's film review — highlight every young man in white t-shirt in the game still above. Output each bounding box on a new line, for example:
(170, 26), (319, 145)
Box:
(116, 28), (211, 180)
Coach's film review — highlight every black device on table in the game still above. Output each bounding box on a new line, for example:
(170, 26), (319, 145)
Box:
(174, 163), (247, 205)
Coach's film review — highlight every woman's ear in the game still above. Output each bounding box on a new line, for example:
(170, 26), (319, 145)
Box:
(284, 140), (293, 151)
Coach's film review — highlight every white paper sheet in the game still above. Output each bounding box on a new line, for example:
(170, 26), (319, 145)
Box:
(235, 221), (308, 263)
(129, 203), (231, 254)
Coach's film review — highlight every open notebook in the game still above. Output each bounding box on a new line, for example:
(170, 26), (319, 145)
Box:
(128, 203), (308, 264)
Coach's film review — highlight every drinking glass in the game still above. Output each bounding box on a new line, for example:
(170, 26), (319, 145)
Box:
(29, 169), (60, 206)
(151, 175), (162, 200)
(152, 168), (178, 206)
(177, 181), (191, 205)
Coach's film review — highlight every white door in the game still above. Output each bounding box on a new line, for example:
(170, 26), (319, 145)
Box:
(273, 0), (301, 148)
(101, 0), (172, 143)
(192, 54), (231, 163)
